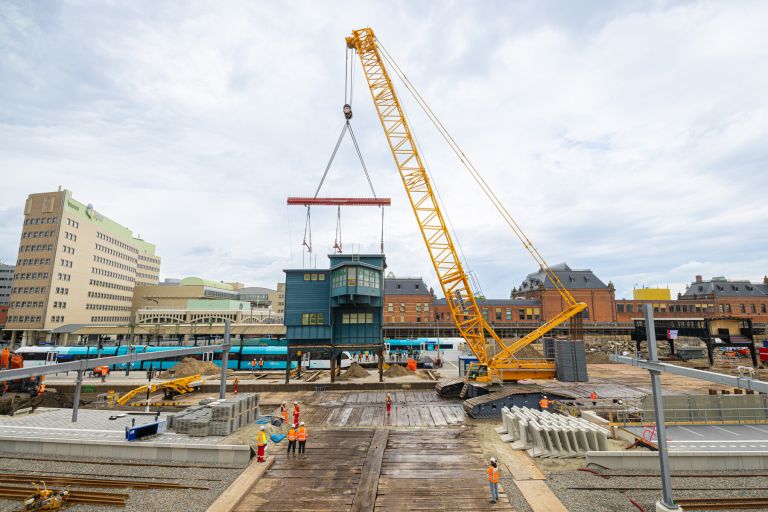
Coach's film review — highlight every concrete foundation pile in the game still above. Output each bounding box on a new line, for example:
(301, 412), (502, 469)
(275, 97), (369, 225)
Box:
(496, 406), (609, 458)
(168, 393), (259, 437)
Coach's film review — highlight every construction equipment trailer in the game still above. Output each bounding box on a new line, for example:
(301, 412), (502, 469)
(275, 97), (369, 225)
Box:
(345, 28), (587, 403)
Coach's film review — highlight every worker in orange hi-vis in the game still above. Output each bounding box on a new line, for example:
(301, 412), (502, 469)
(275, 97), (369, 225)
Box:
(590, 390), (598, 406)
(539, 395), (550, 411)
(487, 457), (500, 503)
(256, 426), (268, 463)
(0, 347), (10, 370)
(280, 401), (288, 425)
(293, 401), (300, 425)
(297, 421), (308, 456)
(386, 393), (392, 416)
(286, 423), (298, 455)
(233, 377), (239, 395)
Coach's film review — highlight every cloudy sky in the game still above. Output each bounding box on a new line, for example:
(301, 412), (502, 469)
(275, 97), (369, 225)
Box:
(1, 0), (767, 300)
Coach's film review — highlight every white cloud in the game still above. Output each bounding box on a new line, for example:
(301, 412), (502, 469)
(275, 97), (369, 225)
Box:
(0, 0), (766, 301)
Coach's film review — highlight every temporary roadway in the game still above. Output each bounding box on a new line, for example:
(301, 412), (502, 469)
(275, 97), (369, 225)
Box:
(236, 427), (514, 512)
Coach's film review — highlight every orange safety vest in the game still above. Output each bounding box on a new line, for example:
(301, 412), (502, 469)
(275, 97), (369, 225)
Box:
(539, 398), (550, 410)
(287, 428), (297, 441)
(487, 465), (499, 483)
(257, 431), (268, 447)
(297, 427), (307, 441)
(281, 409), (288, 421)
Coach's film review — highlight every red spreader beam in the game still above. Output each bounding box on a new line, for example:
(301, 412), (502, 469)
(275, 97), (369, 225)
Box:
(287, 197), (391, 206)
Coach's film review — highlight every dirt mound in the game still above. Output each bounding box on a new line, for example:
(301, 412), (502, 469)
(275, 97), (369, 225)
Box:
(586, 351), (612, 364)
(384, 364), (411, 377)
(171, 357), (222, 377)
(337, 362), (370, 381)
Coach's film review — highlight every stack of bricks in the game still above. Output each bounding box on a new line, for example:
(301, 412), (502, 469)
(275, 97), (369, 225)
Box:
(168, 394), (260, 437)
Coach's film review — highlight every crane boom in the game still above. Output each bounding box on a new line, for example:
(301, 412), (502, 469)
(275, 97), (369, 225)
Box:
(346, 28), (586, 381)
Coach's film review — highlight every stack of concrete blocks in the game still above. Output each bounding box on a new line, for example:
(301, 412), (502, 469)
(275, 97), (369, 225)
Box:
(168, 394), (260, 437)
(495, 406), (609, 458)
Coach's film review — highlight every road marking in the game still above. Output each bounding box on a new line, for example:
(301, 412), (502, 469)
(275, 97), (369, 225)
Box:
(711, 425), (739, 435)
(676, 426), (705, 437)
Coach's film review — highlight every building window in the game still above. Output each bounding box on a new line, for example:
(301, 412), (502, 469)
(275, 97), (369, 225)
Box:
(750, 304), (756, 314)
(582, 308), (589, 320)
(342, 312), (373, 324)
(347, 267), (357, 287)
(301, 313), (325, 325)
(739, 304), (746, 314)
(506, 308), (512, 320)
(387, 303), (393, 312)
(617, 304), (624, 313)
(626, 304), (633, 313)
(725, 304), (731, 313)
(519, 308), (525, 320)
(761, 304), (766, 314)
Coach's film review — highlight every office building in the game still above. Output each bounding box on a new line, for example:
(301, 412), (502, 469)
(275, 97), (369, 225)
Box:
(5, 189), (160, 345)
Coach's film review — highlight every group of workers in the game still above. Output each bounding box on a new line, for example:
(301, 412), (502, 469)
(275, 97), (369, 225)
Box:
(256, 401), (308, 463)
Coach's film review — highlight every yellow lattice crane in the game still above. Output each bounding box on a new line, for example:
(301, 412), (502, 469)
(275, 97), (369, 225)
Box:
(346, 28), (587, 385)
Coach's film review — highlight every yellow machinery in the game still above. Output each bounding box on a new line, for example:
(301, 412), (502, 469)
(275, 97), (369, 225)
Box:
(345, 28), (587, 384)
(117, 374), (203, 406)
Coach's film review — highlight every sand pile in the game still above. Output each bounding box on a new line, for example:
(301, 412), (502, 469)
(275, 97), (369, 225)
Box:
(171, 357), (223, 377)
(384, 364), (411, 377)
(586, 351), (612, 364)
(337, 362), (370, 380)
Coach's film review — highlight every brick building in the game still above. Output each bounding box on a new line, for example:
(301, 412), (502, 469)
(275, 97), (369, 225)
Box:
(512, 263), (617, 322)
(383, 277), (435, 324)
(616, 275), (768, 323)
(435, 297), (541, 323)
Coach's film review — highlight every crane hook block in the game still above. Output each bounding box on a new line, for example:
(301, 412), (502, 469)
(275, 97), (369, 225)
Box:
(343, 104), (353, 119)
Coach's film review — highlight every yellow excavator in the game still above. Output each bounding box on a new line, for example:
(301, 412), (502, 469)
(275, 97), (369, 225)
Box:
(117, 374), (203, 406)
(345, 28), (587, 395)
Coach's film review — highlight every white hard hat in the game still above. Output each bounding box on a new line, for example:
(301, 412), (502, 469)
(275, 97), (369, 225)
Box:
(282, 401), (286, 404)
(293, 424), (297, 428)
(490, 457), (497, 463)
(260, 426), (265, 431)
(300, 421), (305, 426)
(294, 401), (298, 404)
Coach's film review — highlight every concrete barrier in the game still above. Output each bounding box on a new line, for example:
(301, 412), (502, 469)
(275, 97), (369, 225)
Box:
(586, 450), (768, 471)
(497, 406), (610, 458)
(0, 435), (252, 466)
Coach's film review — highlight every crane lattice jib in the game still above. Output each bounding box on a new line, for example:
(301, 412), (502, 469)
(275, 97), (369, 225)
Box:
(346, 28), (491, 365)
(347, 28), (587, 372)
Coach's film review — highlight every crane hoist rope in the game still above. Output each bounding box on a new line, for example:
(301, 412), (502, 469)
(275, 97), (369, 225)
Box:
(346, 27), (587, 381)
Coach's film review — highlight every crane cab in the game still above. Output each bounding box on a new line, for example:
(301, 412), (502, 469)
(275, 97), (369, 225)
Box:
(467, 362), (491, 383)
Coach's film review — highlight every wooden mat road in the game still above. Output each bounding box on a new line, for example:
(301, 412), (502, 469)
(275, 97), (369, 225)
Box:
(262, 390), (466, 428)
(238, 427), (515, 512)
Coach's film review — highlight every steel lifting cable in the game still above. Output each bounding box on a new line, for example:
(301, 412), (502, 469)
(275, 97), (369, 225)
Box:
(377, 40), (575, 305)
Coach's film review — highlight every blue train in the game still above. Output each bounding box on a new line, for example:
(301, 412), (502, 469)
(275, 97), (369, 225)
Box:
(15, 344), (352, 371)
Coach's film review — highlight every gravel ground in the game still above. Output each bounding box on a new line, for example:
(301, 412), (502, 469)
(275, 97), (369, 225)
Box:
(0, 452), (244, 512)
(547, 469), (768, 512)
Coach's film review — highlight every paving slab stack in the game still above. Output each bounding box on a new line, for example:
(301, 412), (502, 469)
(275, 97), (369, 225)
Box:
(168, 393), (259, 437)
(495, 406), (609, 458)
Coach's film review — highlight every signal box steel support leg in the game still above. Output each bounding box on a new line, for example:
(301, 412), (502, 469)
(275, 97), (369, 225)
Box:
(219, 320), (231, 399)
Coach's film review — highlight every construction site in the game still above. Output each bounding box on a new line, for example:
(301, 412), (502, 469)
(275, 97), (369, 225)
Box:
(2, 21), (768, 512)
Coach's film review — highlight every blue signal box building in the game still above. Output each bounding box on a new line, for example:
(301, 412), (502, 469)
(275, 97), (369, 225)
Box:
(283, 254), (386, 382)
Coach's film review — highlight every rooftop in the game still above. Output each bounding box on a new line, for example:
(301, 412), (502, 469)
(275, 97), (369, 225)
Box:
(516, 262), (608, 292)
(683, 275), (768, 298)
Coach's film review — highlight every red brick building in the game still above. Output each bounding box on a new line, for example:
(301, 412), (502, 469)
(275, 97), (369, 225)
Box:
(512, 263), (617, 322)
(0, 305), (7, 329)
(616, 275), (768, 323)
(383, 277), (435, 324)
(435, 298), (542, 323)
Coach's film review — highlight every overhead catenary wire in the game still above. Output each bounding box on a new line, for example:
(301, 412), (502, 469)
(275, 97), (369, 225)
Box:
(377, 39), (575, 306)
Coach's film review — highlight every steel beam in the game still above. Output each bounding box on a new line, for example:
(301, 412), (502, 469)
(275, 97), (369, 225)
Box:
(609, 354), (768, 393)
(71, 369), (83, 423)
(0, 345), (224, 382)
(287, 197), (391, 206)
